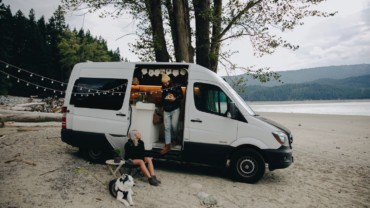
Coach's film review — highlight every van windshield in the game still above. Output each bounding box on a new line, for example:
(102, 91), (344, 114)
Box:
(221, 78), (256, 116)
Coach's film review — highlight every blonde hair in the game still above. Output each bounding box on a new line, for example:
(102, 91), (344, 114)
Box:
(161, 74), (171, 82)
(128, 129), (139, 146)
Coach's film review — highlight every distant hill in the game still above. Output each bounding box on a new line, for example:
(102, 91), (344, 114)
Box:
(226, 64), (370, 87)
(223, 64), (370, 101)
(235, 74), (370, 101)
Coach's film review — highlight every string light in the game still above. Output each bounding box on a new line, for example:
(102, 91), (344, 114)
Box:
(1, 60), (185, 97)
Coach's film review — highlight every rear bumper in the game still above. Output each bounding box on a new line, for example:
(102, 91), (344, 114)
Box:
(264, 146), (293, 171)
(61, 129), (111, 149)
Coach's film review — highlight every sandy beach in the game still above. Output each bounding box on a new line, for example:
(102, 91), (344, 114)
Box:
(0, 112), (369, 207)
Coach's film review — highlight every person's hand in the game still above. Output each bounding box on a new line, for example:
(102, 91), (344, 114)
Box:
(166, 94), (176, 101)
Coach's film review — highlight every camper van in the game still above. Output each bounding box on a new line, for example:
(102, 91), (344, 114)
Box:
(61, 62), (293, 183)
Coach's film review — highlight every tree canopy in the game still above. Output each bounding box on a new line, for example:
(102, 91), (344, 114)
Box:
(62, 0), (336, 79)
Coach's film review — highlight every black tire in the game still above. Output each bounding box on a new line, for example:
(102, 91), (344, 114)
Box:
(230, 149), (265, 183)
(108, 179), (117, 198)
(82, 146), (108, 163)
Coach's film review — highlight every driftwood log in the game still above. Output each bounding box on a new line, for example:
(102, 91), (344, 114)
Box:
(0, 109), (62, 123)
(8, 102), (47, 112)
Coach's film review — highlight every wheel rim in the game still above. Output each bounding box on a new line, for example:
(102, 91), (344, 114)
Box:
(237, 156), (257, 177)
(88, 148), (103, 159)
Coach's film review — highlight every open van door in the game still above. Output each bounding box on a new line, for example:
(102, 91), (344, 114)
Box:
(68, 67), (132, 135)
(63, 64), (134, 162)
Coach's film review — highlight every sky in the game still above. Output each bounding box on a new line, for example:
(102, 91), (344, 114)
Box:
(2, 0), (370, 75)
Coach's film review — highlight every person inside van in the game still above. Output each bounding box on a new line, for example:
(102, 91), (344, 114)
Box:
(160, 74), (183, 154)
(124, 129), (161, 186)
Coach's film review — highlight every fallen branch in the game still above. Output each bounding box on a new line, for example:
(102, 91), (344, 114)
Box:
(4, 158), (36, 166)
(40, 167), (62, 176)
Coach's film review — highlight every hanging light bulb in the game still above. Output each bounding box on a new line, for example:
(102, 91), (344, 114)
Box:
(53, 90), (56, 93)
(80, 87), (82, 90)
(17, 79), (20, 83)
(17, 69), (21, 72)
(41, 77), (44, 81)
(36, 86), (39, 89)
(61, 83), (64, 86)
(26, 83), (29, 86)
(44, 88), (46, 91)
(51, 81), (54, 84)
(6, 75), (9, 78)
(30, 74), (33, 77)
(6, 65), (9, 68)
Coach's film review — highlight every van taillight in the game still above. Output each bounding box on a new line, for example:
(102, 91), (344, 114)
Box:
(62, 107), (67, 129)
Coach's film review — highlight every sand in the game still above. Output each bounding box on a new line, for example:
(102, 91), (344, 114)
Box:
(0, 112), (369, 208)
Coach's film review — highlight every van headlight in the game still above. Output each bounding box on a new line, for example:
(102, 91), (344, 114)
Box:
(272, 131), (288, 146)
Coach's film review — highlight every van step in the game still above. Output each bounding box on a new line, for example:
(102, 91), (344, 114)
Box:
(146, 148), (182, 160)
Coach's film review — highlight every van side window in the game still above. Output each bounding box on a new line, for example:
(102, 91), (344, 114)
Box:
(194, 83), (231, 116)
(70, 78), (127, 110)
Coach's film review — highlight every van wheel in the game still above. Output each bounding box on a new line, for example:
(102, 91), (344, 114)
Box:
(230, 149), (265, 183)
(83, 147), (108, 163)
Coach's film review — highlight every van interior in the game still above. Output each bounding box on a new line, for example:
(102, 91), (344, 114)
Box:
(129, 65), (188, 152)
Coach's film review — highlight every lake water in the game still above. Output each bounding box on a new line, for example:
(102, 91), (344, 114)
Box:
(248, 100), (370, 116)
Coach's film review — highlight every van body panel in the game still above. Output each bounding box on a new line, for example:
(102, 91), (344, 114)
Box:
(183, 141), (232, 166)
(236, 116), (282, 149)
(65, 63), (135, 135)
(61, 62), (293, 183)
(185, 79), (238, 145)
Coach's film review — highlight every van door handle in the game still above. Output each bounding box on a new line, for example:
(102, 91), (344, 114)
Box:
(116, 113), (126, 117)
(191, 119), (202, 123)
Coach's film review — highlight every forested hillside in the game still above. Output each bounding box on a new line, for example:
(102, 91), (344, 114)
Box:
(238, 75), (370, 101)
(226, 64), (370, 87)
(0, 2), (121, 97)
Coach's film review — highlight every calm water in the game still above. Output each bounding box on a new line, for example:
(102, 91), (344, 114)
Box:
(248, 100), (370, 116)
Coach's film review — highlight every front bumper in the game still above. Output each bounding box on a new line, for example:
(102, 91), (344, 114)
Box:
(264, 146), (293, 171)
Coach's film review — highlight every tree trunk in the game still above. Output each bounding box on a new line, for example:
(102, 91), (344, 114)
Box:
(173, 0), (191, 62)
(165, 0), (179, 62)
(210, 0), (222, 72)
(193, 0), (211, 70)
(166, 0), (194, 63)
(184, 0), (194, 63)
(145, 0), (170, 62)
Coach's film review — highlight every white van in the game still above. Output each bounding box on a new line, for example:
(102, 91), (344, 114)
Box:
(61, 62), (293, 183)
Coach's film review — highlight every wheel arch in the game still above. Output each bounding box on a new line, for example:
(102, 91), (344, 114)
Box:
(228, 144), (267, 164)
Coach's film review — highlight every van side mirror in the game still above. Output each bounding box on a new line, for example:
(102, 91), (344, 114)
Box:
(228, 102), (237, 119)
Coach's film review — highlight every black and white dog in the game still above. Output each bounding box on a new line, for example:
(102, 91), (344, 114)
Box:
(109, 174), (135, 206)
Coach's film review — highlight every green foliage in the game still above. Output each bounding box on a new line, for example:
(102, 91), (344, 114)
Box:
(0, 2), (121, 96)
(61, 0), (336, 84)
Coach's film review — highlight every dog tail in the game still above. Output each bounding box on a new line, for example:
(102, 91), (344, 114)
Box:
(108, 179), (118, 198)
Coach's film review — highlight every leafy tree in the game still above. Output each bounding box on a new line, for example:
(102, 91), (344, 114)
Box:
(62, 0), (336, 81)
(0, 2), (121, 96)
